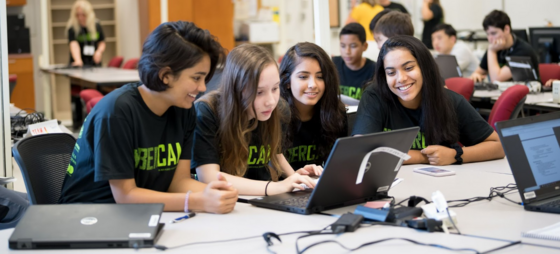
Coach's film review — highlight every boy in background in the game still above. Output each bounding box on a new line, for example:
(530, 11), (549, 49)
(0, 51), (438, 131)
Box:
(333, 23), (376, 100)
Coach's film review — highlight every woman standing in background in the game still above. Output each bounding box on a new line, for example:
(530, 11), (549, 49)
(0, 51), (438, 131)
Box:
(66, 0), (106, 66)
(421, 0), (444, 50)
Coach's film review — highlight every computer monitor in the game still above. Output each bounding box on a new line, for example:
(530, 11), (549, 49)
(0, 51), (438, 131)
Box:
(529, 27), (560, 63)
(512, 29), (529, 43)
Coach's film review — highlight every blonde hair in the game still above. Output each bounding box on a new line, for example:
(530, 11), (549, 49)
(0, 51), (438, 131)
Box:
(66, 0), (97, 39)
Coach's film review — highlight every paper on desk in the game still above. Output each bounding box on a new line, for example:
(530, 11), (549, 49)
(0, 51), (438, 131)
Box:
(26, 120), (63, 137)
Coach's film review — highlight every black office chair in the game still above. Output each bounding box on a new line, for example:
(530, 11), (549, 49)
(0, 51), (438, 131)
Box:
(12, 133), (76, 204)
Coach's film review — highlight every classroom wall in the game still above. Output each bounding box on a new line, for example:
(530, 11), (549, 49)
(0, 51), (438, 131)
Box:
(116, 0), (141, 61)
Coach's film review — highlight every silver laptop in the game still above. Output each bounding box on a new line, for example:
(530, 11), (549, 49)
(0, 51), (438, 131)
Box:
(9, 203), (164, 249)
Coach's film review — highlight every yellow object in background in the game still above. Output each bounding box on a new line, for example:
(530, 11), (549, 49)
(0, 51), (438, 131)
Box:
(272, 6), (279, 23)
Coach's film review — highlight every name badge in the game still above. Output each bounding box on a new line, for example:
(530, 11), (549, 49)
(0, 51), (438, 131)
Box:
(83, 45), (95, 56)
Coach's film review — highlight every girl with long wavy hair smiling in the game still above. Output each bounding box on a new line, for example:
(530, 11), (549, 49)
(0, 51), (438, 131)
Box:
(352, 35), (504, 165)
(192, 44), (319, 196)
(280, 42), (348, 171)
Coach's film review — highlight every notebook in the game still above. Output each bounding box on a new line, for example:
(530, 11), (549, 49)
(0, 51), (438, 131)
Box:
(523, 221), (560, 241)
(495, 111), (560, 214)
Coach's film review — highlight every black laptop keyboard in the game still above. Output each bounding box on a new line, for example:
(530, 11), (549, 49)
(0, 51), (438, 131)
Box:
(474, 82), (499, 91)
(270, 195), (310, 208)
(542, 199), (560, 208)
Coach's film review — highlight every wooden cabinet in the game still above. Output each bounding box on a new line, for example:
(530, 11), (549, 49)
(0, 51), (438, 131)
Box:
(8, 54), (35, 110)
(6, 0), (26, 7)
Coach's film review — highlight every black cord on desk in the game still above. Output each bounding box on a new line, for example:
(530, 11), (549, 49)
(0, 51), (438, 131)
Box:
(154, 226), (331, 251)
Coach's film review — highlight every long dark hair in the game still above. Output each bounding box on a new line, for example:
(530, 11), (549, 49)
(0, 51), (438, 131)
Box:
(279, 42), (346, 162)
(198, 44), (285, 181)
(375, 35), (458, 146)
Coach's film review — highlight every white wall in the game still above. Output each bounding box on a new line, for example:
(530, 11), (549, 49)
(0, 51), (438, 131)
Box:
(116, 0), (141, 61)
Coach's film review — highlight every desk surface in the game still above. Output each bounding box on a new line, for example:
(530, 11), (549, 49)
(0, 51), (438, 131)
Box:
(2, 159), (560, 253)
(42, 66), (140, 85)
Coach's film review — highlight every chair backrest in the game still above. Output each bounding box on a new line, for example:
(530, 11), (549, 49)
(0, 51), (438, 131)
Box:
(445, 77), (475, 102)
(122, 58), (139, 69)
(488, 85), (530, 130)
(538, 63), (560, 84)
(107, 56), (124, 68)
(86, 96), (103, 114)
(12, 133), (76, 204)
(79, 89), (103, 104)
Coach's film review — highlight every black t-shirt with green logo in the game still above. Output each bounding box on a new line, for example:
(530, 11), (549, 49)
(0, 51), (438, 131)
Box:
(284, 113), (348, 170)
(191, 100), (278, 181)
(352, 85), (493, 149)
(67, 23), (105, 66)
(332, 56), (376, 100)
(59, 83), (194, 203)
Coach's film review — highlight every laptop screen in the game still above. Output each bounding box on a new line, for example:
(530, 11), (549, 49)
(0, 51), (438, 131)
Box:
(434, 55), (462, 80)
(506, 56), (539, 82)
(499, 116), (560, 202)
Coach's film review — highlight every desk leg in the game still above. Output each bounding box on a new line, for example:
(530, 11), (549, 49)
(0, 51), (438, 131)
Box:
(41, 72), (52, 119)
(50, 74), (73, 126)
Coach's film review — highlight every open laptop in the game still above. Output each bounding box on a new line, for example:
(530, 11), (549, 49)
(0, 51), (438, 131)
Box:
(495, 111), (560, 213)
(434, 54), (463, 80)
(9, 203), (165, 249)
(249, 127), (419, 215)
(506, 56), (539, 82)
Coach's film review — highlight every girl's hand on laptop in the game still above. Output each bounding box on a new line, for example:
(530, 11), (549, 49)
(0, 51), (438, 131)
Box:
(269, 173), (317, 195)
(421, 145), (457, 166)
(295, 164), (323, 177)
(195, 173), (238, 214)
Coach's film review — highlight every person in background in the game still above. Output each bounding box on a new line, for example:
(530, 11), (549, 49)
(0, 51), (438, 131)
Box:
(281, 42), (348, 170)
(470, 10), (540, 83)
(372, 11), (414, 50)
(333, 23), (376, 100)
(346, 0), (385, 61)
(421, 0), (444, 50)
(66, 0), (105, 66)
(352, 35), (504, 166)
(378, 0), (408, 13)
(432, 23), (480, 77)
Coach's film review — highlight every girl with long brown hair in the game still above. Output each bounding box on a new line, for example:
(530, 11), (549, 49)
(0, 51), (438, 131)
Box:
(192, 44), (318, 196)
(280, 42), (348, 171)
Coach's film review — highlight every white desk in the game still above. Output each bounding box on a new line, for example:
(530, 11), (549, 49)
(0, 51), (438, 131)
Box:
(40, 66), (140, 126)
(1, 159), (560, 253)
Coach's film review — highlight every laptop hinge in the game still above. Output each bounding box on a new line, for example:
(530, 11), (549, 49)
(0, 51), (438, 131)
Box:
(16, 238), (32, 249)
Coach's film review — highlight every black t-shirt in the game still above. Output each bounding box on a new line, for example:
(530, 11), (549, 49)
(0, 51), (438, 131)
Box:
(352, 85), (494, 150)
(191, 100), (277, 181)
(59, 83), (195, 203)
(67, 23), (105, 66)
(332, 56), (376, 100)
(422, 4), (443, 50)
(479, 35), (540, 81)
(284, 112), (348, 170)
(383, 2), (409, 13)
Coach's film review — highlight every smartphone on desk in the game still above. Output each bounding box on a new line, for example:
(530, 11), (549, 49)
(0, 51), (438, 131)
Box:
(413, 166), (455, 177)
